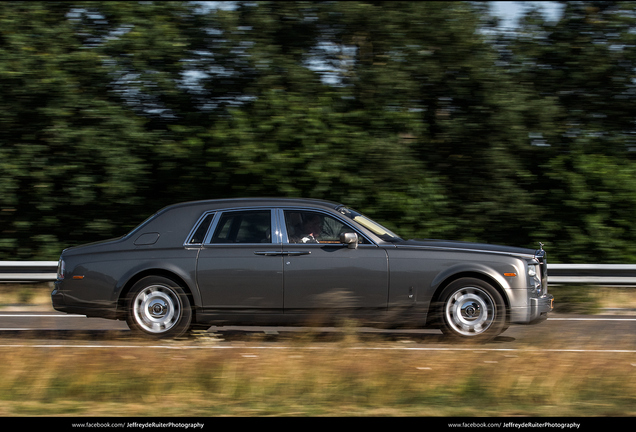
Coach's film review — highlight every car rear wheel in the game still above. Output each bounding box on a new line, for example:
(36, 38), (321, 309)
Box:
(126, 276), (192, 338)
(439, 278), (506, 342)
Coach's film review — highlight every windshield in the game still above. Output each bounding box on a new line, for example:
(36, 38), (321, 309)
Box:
(337, 206), (403, 242)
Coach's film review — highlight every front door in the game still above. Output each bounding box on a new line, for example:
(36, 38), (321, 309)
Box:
(280, 209), (389, 311)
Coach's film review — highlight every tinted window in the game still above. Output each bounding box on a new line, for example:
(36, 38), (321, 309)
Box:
(284, 210), (367, 244)
(211, 210), (271, 244)
(188, 212), (215, 244)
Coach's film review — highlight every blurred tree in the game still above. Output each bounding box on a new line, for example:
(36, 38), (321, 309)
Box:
(3, 0), (636, 264)
(506, 1), (636, 262)
(306, 1), (550, 247)
(0, 1), (213, 257)
(196, 2), (462, 238)
(0, 2), (155, 258)
(512, 1), (636, 155)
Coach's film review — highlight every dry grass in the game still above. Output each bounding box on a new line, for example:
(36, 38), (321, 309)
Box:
(596, 287), (636, 310)
(0, 284), (635, 416)
(530, 285), (636, 315)
(0, 339), (635, 417)
(0, 283), (54, 311)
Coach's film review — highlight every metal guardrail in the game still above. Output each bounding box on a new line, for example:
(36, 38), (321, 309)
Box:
(547, 264), (636, 286)
(0, 261), (58, 282)
(2, 261), (636, 286)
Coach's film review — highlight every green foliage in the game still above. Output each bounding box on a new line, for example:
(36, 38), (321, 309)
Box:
(1, 1), (636, 262)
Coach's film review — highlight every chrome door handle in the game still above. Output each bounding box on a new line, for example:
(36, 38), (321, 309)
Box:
(254, 251), (311, 256)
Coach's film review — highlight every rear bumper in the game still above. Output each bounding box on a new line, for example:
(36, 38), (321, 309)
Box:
(51, 285), (118, 319)
(51, 286), (68, 311)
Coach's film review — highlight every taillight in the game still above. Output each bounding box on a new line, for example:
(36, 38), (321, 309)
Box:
(57, 259), (65, 280)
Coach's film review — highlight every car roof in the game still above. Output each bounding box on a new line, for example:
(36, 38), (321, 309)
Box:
(159, 197), (344, 213)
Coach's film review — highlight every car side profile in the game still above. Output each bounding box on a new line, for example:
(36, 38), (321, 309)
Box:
(52, 198), (553, 341)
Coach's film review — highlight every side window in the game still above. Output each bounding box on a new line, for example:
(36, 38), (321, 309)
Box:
(188, 212), (215, 244)
(211, 210), (271, 244)
(284, 210), (366, 244)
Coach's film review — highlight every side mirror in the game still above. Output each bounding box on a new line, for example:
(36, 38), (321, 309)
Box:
(340, 232), (359, 249)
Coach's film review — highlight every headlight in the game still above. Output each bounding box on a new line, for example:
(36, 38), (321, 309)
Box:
(527, 262), (541, 295)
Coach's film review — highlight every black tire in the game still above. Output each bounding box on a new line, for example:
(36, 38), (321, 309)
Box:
(126, 276), (192, 339)
(438, 278), (506, 342)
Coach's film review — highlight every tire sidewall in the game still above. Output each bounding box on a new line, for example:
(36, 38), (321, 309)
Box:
(439, 277), (506, 342)
(126, 276), (192, 339)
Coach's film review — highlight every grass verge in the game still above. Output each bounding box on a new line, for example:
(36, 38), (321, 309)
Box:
(0, 340), (635, 417)
(0, 283), (635, 416)
(0, 283), (54, 310)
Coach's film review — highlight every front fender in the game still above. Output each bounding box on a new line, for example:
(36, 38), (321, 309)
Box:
(431, 261), (521, 295)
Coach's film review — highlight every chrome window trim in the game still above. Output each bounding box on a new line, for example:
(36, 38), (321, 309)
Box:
(201, 207), (277, 246)
(183, 211), (217, 247)
(188, 205), (376, 247)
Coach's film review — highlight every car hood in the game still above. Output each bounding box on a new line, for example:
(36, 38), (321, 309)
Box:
(396, 239), (540, 258)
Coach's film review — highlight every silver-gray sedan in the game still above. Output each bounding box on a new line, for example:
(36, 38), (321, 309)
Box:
(52, 198), (553, 341)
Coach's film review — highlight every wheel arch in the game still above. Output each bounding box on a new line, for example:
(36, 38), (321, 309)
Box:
(116, 269), (196, 320)
(427, 271), (511, 326)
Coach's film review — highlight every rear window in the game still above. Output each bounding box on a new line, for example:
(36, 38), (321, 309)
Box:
(210, 210), (272, 244)
(187, 212), (215, 244)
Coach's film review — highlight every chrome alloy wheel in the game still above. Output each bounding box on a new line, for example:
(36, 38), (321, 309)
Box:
(444, 286), (496, 336)
(132, 284), (182, 334)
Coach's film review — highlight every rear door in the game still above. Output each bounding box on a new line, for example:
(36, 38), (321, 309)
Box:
(196, 208), (284, 311)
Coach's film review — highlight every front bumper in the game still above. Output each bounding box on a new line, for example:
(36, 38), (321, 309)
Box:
(527, 294), (554, 324)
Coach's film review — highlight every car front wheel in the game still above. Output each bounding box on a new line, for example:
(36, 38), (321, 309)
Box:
(126, 276), (192, 338)
(439, 278), (506, 342)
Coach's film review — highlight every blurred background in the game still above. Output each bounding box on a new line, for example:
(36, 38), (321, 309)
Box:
(1, 1), (635, 264)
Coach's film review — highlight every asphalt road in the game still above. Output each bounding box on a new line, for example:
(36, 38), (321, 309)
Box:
(1, 311), (635, 351)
